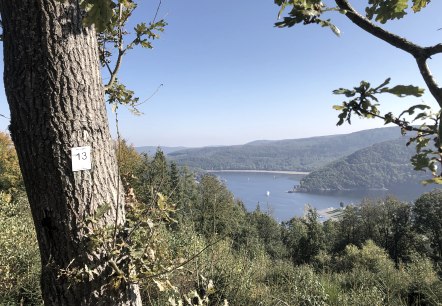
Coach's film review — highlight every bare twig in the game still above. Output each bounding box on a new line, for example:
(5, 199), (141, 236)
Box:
(112, 108), (122, 248)
(143, 234), (229, 280)
(152, 0), (162, 24)
(134, 83), (163, 106)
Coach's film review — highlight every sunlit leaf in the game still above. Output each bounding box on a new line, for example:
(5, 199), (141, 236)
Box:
(412, 0), (431, 12)
(366, 0), (409, 23)
(398, 104), (430, 118)
(382, 85), (425, 97)
(332, 105), (345, 110)
(421, 177), (442, 185)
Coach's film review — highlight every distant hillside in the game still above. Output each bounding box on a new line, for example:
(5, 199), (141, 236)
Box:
(298, 136), (428, 191)
(168, 127), (402, 171)
(136, 146), (188, 156)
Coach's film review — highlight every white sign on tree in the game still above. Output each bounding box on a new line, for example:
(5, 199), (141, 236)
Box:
(71, 146), (92, 171)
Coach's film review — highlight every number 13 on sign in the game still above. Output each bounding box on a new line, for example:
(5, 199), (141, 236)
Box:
(71, 146), (92, 171)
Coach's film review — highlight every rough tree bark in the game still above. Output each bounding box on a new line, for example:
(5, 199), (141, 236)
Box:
(0, 1), (141, 305)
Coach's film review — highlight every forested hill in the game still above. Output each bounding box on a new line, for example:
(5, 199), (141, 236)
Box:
(136, 146), (188, 156)
(298, 136), (428, 191)
(167, 127), (402, 171)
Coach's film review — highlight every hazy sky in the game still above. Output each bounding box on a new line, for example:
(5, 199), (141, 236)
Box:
(0, 1), (441, 147)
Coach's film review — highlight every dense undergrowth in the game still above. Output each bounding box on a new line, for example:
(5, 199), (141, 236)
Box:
(1, 135), (441, 305)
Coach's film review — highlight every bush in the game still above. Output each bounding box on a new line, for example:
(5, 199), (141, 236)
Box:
(266, 264), (329, 306)
(338, 240), (394, 273)
(0, 193), (41, 305)
(338, 286), (385, 306)
(406, 256), (442, 305)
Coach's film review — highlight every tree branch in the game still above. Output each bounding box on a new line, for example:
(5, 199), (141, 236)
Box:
(335, 0), (442, 107)
(335, 0), (423, 55)
(350, 106), (435, 136)
(104, 49), (125, 91)
(416, 57), (442, 105)
(100, 36), (113, 75)
(104, 3), (125, 91)
(423, 44), (442, 57)
(152, 0), (162, 24)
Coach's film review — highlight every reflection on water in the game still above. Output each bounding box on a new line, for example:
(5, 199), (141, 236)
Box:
(212, 172), (439, 222)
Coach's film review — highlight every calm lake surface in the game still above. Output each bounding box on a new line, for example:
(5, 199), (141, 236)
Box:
(212, 171), (437, 222)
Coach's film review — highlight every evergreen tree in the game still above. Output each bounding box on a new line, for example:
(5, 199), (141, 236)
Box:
(298, 209), (325, 264)
(169, 162), (181, 204)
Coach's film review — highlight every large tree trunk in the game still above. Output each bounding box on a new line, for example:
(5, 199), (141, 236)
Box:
(0, 1), (141, 304)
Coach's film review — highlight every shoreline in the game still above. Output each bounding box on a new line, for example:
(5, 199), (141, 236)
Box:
(205, 169), (310, 175)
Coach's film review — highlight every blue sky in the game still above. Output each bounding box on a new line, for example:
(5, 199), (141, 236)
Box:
(1, 1), (441, 147)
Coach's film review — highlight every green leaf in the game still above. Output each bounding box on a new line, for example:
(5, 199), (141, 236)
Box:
(421, 177), (442, 185)
(317, 19), (341, 36)
(332, 105), (345, 111)
(337, 111), (347, 126)
(373, 78), (391, 90)
(398, 104), (430, 118)
(411, 152), (431, 171)
(333, 88), (355, 97)
(361, 100), (370, 110)
(413, 112), (429, 121)
(415, 137), (430, 152)
(135, 23), (148, 35)
(366, 0), (409, 23)
(139, 40), (152, 49)
(382, 85), (425, 97)
(384, 112), (394, 124)
(277, 1), (288, 19)
(412, 0), (431, 12)
(274, 1), (340, 36)
(82, 0), (114, 32)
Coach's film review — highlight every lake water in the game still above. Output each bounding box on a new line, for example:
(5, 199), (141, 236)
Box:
(212, 171), (437, 222)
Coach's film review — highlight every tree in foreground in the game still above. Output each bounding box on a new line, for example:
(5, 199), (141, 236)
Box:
(414, 190), (442, 262)
(0, 0), (164, 304)
(275, 0), (442, 183)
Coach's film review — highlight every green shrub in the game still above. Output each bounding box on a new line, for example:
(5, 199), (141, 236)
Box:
(339, 240), (394, 273)
(0, 193), (41, 305)
(338, 286), (385, 306)
(406, 256), (442, 305)
(266, 264), (329, 306)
